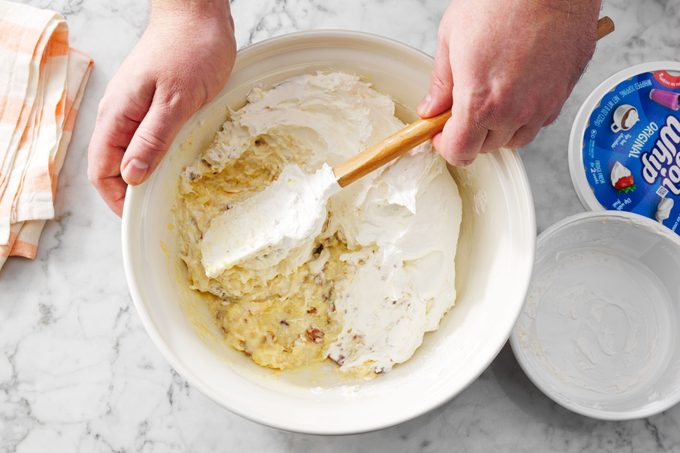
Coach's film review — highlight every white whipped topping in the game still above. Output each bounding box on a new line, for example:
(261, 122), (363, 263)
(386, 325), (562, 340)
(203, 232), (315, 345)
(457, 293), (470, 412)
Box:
(610, 161), (632, 187)
(199, 72), (461, 374)
(517, 246), (672, 399)
(327, 150), (461, 371)
(200, 163), (339, 277)
(656, 197), (674, 223)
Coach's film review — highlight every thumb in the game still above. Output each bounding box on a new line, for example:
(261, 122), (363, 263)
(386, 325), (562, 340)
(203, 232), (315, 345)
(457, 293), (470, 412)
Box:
(418, 39), (453, 118)
(120, 92), (192, 185)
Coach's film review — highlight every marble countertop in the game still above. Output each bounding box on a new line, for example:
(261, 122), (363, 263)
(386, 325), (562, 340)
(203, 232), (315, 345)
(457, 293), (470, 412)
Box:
(2, 0), (680, 451)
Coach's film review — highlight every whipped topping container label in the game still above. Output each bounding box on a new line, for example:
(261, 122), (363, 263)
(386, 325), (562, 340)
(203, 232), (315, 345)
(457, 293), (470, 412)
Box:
(581, 68), (680, 231)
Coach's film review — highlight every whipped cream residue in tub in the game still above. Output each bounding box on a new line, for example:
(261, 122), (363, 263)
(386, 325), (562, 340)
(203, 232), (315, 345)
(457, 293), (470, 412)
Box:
(177, 72), (462, 376)
(517, 245), (675, 397)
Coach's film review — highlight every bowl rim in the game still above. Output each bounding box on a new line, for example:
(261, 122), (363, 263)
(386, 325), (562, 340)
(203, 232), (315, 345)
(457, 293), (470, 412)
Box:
(510, 209), (680, 420)
(122, 29), (537, 434)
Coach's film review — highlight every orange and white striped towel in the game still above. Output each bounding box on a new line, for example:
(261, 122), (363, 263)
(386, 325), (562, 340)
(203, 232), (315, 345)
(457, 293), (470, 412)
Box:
(0, 0), (93, 271)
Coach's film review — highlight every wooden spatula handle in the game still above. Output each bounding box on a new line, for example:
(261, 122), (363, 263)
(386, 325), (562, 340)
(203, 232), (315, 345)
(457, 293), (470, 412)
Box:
(334, 111), (451, 187)
(597, 16), (615, 40)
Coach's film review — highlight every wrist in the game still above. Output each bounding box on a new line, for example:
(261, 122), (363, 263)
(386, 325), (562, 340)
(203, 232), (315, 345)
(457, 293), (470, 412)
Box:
(150, 0), (232, 26)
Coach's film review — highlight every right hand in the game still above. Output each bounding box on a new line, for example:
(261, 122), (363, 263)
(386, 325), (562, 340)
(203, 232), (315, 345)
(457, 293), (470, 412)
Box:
(418, 0), (600, 166)
(88, 0), (236, 216)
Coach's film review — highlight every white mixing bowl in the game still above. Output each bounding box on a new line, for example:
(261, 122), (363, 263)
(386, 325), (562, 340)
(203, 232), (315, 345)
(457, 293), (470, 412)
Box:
(122, 31), (536, 434)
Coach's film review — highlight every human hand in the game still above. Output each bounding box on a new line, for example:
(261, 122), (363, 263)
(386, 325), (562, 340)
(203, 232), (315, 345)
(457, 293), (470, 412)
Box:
(88, 0), (236, 216)
(419, 0), (601, 166)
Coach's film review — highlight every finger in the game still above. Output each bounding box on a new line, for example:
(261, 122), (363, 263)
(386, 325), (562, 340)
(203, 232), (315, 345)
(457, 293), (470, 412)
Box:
(418, 39), (453, 118)
(120, 91), (193, 186)
(543, 110), (561, 127)
(480, 128), (517, 153)
(95, 176), (127, 216)
(88, 81), (154, 216)
(506, 123), (542, 149)
(433, 98), (488, 166)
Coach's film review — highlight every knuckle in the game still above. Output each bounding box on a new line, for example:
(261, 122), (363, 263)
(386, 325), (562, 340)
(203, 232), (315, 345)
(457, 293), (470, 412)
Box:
(430, 71), (450, 92)
(544, 112), (559, 127)
(155, 79), (195, 109)
(457, 82), (508, 128)
(516, 137), (533, 148)
(440, 136), (476, 164)
(469, 93), (500, 128)
(154, 84), (200, 119)
(135, 128), (169, 157)
(513, 103), (535, 125)
(510, 129), (537, 148)
(156, 89), (184, 110)
(471, 80), (542, 128)
(509, 137), (527, 148)
(548, 100), (565, 121)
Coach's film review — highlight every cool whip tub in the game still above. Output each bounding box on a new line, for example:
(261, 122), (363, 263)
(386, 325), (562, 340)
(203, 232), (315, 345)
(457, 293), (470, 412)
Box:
(511, 211), (680, 420)
(569, 62), (680, 230)
(512, 62), (680, 420)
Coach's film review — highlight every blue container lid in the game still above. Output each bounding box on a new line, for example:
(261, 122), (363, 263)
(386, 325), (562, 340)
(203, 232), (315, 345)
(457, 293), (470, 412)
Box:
(569, 61), (680, 233)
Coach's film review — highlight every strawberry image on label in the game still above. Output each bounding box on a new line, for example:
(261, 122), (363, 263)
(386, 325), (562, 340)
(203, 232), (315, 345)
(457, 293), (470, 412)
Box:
(615, 175), (635, 191)
(611, 161), (636, 193)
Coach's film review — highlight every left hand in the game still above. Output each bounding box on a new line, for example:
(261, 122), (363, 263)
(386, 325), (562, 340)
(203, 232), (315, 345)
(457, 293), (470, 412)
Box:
(418, 0), (601, 166)
(87, 0), (235, 216)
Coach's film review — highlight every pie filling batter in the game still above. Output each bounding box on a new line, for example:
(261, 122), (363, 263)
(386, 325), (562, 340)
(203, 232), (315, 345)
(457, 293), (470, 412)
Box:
(176, 72), (462, 377)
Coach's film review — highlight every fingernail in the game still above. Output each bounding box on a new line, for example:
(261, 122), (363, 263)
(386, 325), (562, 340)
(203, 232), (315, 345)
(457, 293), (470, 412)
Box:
(123, 158), (149, 185)
(417, 94), (432, 116)
(454, 159), (474, 167)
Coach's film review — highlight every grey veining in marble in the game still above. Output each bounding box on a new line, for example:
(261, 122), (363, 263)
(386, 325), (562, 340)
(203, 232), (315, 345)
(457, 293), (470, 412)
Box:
(1, 0), (680, 451)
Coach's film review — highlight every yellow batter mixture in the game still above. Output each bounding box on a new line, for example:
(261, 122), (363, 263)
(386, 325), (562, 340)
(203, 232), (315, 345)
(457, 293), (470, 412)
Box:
(176, 138), (354, 370)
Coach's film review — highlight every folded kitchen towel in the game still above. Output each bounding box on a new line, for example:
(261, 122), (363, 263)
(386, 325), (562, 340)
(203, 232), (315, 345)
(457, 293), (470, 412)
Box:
(0, 0), (92, 271)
